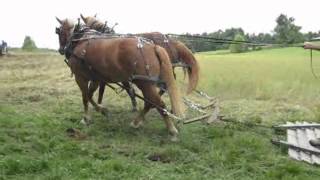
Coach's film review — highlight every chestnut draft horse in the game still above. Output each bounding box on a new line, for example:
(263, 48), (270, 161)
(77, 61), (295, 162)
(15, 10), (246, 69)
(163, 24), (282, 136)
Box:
(80, 14), (199, 104)
(55, 18), (184, 140)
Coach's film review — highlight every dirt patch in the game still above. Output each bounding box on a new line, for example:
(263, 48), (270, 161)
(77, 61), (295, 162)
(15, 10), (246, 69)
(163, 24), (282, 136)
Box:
(66, 128), (87, 140)
(147, 153), (171, 163)
(25, 94), (42, 102)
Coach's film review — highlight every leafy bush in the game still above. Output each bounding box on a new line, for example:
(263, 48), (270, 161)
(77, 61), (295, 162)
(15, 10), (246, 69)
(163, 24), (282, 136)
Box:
(230, 34), (248, 53)
(22, 36), (37, 51)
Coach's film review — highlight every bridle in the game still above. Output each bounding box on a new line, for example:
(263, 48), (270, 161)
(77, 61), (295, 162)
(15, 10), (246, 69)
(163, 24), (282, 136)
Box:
(55, 22), (75, 55)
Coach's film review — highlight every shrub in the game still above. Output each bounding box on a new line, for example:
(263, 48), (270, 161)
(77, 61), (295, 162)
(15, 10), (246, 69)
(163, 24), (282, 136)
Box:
(22, 36), (37, 51)
(230, 34), (248, 53)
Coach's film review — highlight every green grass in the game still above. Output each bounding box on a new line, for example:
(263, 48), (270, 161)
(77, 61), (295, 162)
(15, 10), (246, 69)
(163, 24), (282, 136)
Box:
(198, 48), (320, 124)
(1, 48), (320, 179)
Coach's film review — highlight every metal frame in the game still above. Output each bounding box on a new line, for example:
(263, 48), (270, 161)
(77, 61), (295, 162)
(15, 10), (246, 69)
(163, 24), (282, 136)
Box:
(272, 122), (320, 165)
(180, 90), (220, 125)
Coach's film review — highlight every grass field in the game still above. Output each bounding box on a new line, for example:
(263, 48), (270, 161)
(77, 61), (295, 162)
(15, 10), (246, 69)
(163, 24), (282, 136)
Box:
(1, 48), (320, 179)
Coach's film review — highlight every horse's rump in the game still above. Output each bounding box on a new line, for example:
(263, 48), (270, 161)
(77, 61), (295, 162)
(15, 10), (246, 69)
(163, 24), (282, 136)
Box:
(138, 32), (179, 61)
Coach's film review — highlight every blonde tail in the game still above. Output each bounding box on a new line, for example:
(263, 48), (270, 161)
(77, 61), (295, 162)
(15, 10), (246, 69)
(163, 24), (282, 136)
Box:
(155, 46), (184, 117)
(175, 41), (200, 94)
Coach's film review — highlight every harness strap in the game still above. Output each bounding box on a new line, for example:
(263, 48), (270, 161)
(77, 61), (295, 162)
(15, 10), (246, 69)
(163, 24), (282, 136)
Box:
(64, 58), (70, 67)
(69, 51), (101, 81)
(162, 34), (177, 61)
(90, 20), (99, 29)
(137, 37), (151, 76)
(130, 74), (161, 82)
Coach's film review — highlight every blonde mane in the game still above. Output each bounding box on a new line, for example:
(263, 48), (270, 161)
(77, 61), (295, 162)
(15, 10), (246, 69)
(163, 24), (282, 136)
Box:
(81, 15), (105, 30)
(61, 18), (75, 37)
(64, 18), (75, 29)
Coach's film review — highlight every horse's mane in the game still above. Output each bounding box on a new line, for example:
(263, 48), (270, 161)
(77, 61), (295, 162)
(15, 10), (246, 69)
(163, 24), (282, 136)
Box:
(64, 18), (75, 28)
(85, 17), (105, 29)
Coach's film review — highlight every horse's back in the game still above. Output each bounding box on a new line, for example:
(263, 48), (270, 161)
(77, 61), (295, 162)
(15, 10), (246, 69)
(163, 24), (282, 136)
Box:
(139, 32), (179, 61)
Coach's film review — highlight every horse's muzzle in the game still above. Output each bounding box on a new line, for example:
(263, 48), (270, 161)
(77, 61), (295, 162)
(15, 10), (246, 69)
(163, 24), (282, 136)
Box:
(58, 48), (65, 55)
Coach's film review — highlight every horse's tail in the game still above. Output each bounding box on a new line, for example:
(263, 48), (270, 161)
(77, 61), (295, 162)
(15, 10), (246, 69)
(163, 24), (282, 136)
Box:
(175, 41), (200, 94)
(155, 46), (184, 117)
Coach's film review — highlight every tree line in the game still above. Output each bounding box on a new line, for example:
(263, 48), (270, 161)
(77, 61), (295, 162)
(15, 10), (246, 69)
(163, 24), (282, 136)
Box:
(20, 14), (320, 53)
(178, 14), (320, 53)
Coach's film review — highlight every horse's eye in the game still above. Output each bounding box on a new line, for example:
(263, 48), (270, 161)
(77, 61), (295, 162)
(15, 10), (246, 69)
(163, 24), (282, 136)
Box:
(55, 27), (60, 34)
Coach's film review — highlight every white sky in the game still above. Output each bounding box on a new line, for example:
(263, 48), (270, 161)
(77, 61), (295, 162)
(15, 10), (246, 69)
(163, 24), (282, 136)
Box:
(1, 0), (319, 49)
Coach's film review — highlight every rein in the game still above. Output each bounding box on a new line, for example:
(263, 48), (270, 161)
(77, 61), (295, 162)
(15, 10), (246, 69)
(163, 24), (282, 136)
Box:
(309, 49), (319, 79)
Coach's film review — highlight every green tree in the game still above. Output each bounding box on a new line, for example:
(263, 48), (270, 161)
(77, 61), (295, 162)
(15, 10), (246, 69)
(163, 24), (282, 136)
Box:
(274, 14), (304, 44)
(22, 36), (37, 51)
(230, 34), (248, 53)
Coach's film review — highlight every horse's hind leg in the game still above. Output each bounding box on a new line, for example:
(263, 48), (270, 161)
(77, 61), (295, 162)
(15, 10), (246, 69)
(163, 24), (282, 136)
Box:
(132, 83), (178, 141)
(75, 75), (92, 125)
(156, 103), (179, 141)
(88, 81), (108, 116)
(122, 82), (138, 112)
(98, 82), (105, 105)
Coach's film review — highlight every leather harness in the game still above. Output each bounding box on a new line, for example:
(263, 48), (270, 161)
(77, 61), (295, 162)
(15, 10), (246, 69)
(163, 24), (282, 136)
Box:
(63, 26), (164, 86)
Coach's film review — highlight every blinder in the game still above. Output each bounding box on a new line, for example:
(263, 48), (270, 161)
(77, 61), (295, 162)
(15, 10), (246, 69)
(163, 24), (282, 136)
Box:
(55, 27), (60, 34)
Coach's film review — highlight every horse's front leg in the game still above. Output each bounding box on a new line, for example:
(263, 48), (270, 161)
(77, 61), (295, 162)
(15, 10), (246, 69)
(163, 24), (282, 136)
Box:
(88, 81), (108, 116)
(75, 75), (92, 125)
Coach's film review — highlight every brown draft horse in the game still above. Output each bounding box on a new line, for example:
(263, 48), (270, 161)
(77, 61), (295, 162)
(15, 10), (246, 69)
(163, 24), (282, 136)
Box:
(80, 14), (200, 101)
(55, 18), (184, 140)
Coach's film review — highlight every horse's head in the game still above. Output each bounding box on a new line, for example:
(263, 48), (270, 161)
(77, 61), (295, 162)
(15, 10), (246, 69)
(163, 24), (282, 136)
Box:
(80, 14), (99, 28)
(55, 17), (75, 55)
(80, 14), (117, 34)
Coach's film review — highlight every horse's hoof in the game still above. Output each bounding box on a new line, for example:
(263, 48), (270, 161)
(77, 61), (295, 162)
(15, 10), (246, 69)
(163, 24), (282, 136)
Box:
(80, 116), (92, 126)
(130, 121), (143, 129)
(80, 118), (88, 125)
(170, 135), (179, 142)
(100, 108), (109, 116)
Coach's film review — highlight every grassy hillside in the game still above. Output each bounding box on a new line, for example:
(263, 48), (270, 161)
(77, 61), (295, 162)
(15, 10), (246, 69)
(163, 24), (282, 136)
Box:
(1, 48), (320, 179)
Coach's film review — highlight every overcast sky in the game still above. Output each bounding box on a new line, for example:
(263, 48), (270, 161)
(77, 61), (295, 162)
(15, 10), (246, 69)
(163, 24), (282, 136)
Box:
(1, 0), (319, 49)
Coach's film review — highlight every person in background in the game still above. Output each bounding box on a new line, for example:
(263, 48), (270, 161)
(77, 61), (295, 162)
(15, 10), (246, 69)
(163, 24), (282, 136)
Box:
(2, 40), (7, 53)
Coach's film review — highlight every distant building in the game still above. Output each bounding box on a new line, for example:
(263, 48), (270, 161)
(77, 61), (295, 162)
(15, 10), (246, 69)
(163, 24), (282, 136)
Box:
(311, 37), (320, 41)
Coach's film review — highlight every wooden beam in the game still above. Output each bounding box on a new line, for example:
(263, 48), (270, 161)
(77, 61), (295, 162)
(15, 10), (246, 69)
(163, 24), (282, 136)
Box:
(183, 114), (211, 124)
(200, 101), (216, 109)
(304, 42), (320, 51)
(273, 124), (320, 129)
(271, 139), (320, 156)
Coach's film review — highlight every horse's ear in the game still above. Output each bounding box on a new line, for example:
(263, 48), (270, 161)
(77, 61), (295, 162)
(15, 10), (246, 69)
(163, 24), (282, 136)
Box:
(80, 14), (86, 23)
(56, 17), (63, 24)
